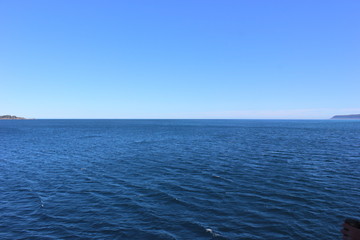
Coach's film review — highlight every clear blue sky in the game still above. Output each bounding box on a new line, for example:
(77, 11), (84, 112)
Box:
(1, 0), (359, 119)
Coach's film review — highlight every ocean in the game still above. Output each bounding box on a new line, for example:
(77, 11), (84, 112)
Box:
(1, 119), (359, 239)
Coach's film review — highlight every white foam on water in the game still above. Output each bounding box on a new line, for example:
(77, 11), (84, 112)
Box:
(206, 228), (221, 237)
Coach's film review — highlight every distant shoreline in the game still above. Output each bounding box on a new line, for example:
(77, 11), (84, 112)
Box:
(0, 115), (33, 120)
(331, 114), (360, 120)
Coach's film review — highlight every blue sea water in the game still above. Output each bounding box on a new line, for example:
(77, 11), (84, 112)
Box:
(1, 119), (360, 239)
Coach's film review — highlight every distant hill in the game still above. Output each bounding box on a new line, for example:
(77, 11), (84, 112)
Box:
(331, 114), (360, 119)
(0, 115), (27, 120)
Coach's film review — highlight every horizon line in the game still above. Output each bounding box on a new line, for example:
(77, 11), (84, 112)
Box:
(16, 118), (337, 120)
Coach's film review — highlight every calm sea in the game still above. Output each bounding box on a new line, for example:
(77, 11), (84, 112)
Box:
(1, 120), (359, 239)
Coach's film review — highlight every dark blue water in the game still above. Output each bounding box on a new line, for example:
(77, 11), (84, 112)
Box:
(1, 120), (359, 239)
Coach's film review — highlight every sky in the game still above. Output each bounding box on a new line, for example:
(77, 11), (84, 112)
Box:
(0, 0), (359, 119)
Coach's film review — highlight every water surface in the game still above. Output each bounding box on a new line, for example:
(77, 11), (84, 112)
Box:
(1, 120), (359, 239)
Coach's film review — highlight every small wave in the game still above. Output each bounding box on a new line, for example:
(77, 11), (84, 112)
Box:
(78, 135), (101, 139)
(206, 228), (221, 238)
